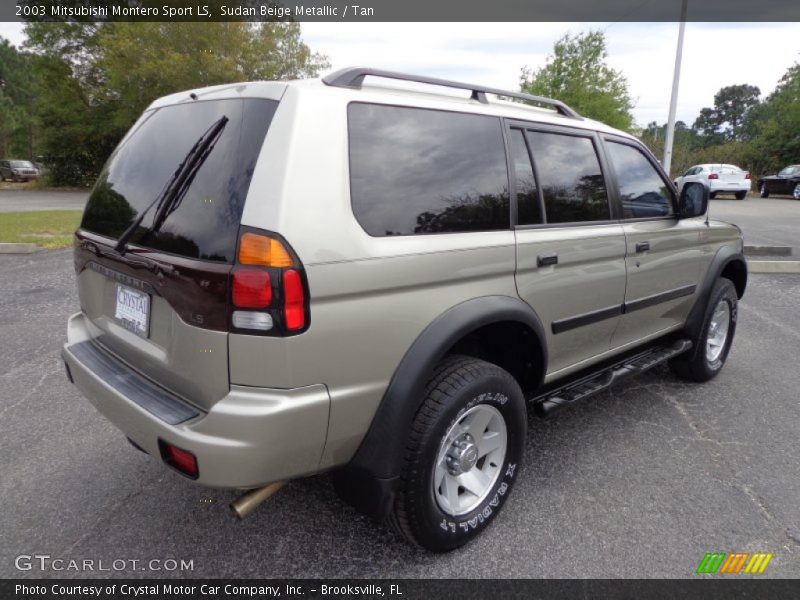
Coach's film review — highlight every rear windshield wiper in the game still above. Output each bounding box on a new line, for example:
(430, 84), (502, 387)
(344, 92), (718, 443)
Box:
(114, 115), (229, 254)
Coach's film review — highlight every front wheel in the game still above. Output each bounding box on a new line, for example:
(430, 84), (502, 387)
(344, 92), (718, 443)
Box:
(389, 356), (526, 552)
(793, 183), (800, 200)
(669, 278), (738, 382)
(760, 183), (769, 198)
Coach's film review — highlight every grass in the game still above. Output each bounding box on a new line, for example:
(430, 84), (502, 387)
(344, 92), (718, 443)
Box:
(0, 210), (82, 249)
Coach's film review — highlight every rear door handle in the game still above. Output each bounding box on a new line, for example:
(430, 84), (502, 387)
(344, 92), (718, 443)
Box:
(635, 241), (650, 253)
(537, 252), (558, 267)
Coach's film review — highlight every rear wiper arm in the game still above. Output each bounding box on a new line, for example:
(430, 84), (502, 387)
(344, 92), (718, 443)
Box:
(114, 115), (229, 254)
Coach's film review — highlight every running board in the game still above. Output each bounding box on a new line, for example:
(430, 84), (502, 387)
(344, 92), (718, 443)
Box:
(532, 339), (693, 418)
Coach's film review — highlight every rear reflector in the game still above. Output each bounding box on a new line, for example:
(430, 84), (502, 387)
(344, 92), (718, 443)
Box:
(232, 310), (273, 331)
(283, 269), (305, 330)
(238, 233), (294, 267)
(160, 441), (198, 478)
(232, 269), (272, 308)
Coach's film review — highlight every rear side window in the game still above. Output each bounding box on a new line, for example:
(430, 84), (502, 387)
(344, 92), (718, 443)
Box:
(348, 104), (509, 236)
(526, 131), (609, 224)
(81, 98), (278, 263)
(605, 141), (674, 219)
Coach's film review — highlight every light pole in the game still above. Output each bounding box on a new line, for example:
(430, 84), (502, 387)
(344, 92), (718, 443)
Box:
(663, 0), (688, 177)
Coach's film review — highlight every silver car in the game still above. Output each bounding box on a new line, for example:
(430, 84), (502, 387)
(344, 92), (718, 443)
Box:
(0, 159), (40, 182)
(62, 68), (746, 552)
(674, 163), (751, 199)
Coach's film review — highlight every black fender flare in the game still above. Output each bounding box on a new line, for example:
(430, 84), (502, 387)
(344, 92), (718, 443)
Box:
(684, 245), (747, 342)
(333, 295), (547, 516)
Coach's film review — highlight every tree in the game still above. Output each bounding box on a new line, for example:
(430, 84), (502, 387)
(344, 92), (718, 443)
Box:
(692, 84), (760, 143)
(520, 31), (635, 131)
(748, 63), (800, 174)
(0, 38), (36, 158)
(24, 22), (330, 185)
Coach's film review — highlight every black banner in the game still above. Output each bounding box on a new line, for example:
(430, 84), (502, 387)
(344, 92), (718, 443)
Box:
(3, 0), (800, 22)
(4, 579), (800, 600)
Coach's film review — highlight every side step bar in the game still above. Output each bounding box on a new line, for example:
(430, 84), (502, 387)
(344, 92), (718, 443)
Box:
(532, 339), (692, 418)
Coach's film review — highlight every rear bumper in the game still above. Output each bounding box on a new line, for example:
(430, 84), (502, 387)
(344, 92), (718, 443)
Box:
(709, 181), (750, 193)
(63, 312), (330, 488)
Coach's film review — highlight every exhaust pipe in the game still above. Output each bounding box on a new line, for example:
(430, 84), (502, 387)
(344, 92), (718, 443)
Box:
(231, 481), (287, 520)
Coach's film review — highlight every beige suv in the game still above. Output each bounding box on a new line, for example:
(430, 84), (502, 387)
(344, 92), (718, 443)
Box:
(62, 68), (746, 552)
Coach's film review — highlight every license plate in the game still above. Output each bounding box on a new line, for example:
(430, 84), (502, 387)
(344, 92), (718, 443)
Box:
(114, 284), (150, 337)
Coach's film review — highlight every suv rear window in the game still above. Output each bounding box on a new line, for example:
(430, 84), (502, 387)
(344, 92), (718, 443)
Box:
(348, 104), (509, 236)
(81, 98), (278, 263)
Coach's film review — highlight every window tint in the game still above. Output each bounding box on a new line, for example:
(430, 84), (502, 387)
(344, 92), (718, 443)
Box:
(526, 131), (609, 223)
(348, 104), (509, 236)
(605, 141), (674, 219)
(509, 128), (541, 225)
(82, 98), (278, 263)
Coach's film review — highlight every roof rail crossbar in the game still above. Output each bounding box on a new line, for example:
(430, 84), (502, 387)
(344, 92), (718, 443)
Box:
(322, 67), (581, 119)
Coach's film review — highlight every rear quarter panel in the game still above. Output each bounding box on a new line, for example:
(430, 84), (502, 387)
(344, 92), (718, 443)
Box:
(231, 87), (518, 468)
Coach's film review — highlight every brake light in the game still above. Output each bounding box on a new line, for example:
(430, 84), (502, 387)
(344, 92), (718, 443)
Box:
(745, 172), (751, 179)
(283, 269), (305, 330)
(159, 441), (198, 478)
(232, 269), (272, 308)
(231, 229), (309, 335)
(708, 173), (719, 180)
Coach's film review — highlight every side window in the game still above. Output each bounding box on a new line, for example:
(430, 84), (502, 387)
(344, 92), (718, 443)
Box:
(526, 131), (610, 223)
(605, 141), (675, 219)
(348, 104), (510, 236)
(508, 128), (542, 225)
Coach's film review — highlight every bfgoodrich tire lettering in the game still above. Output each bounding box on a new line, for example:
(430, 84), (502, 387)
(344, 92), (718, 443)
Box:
(669, 278), (737, 382)
(388, 355), (526, 552)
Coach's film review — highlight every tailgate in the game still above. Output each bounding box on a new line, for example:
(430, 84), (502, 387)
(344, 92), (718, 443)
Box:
(73, 239), (231, 411)
(72, 93), (282, 411)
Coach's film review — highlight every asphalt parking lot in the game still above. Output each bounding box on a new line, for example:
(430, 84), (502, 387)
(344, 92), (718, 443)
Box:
(1, 249), (799, 578)
(0, 188), (89, 212)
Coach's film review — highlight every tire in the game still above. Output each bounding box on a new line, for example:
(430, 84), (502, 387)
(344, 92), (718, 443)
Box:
(760, 183), (769, 198)
(735, 191), (747, 200)
(389, 355), (526, 552)
(793, 183), (800, 200)
(669, 278), (737, 383)
(709, 192), (717, 199)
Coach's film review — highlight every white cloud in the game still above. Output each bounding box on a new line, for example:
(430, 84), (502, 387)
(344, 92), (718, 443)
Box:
(2, 21), (799, 127)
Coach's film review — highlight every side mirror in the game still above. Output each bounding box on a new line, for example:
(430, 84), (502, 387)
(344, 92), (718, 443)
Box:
(678, 182), (708, 219)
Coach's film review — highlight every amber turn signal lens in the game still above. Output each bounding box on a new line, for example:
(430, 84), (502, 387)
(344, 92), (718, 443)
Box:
(238, 233), (294, 267)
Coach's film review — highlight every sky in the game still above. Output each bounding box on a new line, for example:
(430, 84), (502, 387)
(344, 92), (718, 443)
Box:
(2, 21), (799, 127)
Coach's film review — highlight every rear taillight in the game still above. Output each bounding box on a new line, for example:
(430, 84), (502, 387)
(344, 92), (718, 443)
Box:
(230, 229), (309, 336)
(745, 172), (751, 179)
(708, 173), (719, 180)
(159, 440), (198, 479)
(283, 269), (306, 331)
(232, 270), (271, 308)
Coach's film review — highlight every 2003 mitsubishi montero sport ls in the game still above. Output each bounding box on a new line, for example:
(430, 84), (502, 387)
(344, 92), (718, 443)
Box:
(63, 68), (746, 552)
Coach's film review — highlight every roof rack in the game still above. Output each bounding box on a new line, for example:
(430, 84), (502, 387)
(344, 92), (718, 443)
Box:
(321, 67), (581, 120)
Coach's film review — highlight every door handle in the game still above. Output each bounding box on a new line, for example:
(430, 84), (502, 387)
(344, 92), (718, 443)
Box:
(635, 241), (650, 253)
(537, 253), (558, 267)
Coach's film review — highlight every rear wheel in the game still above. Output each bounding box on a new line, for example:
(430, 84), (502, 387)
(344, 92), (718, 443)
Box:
(709, 191), (717, 199)
(669, 278), (737, 382)
(760, 183), (769, 198)
(389, 355), (526, 552)
(793, 183), (800, 200)
(735, 191), (747, 200)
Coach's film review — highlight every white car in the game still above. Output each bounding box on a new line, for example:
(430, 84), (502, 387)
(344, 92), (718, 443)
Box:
(674, 164), (751, 200)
